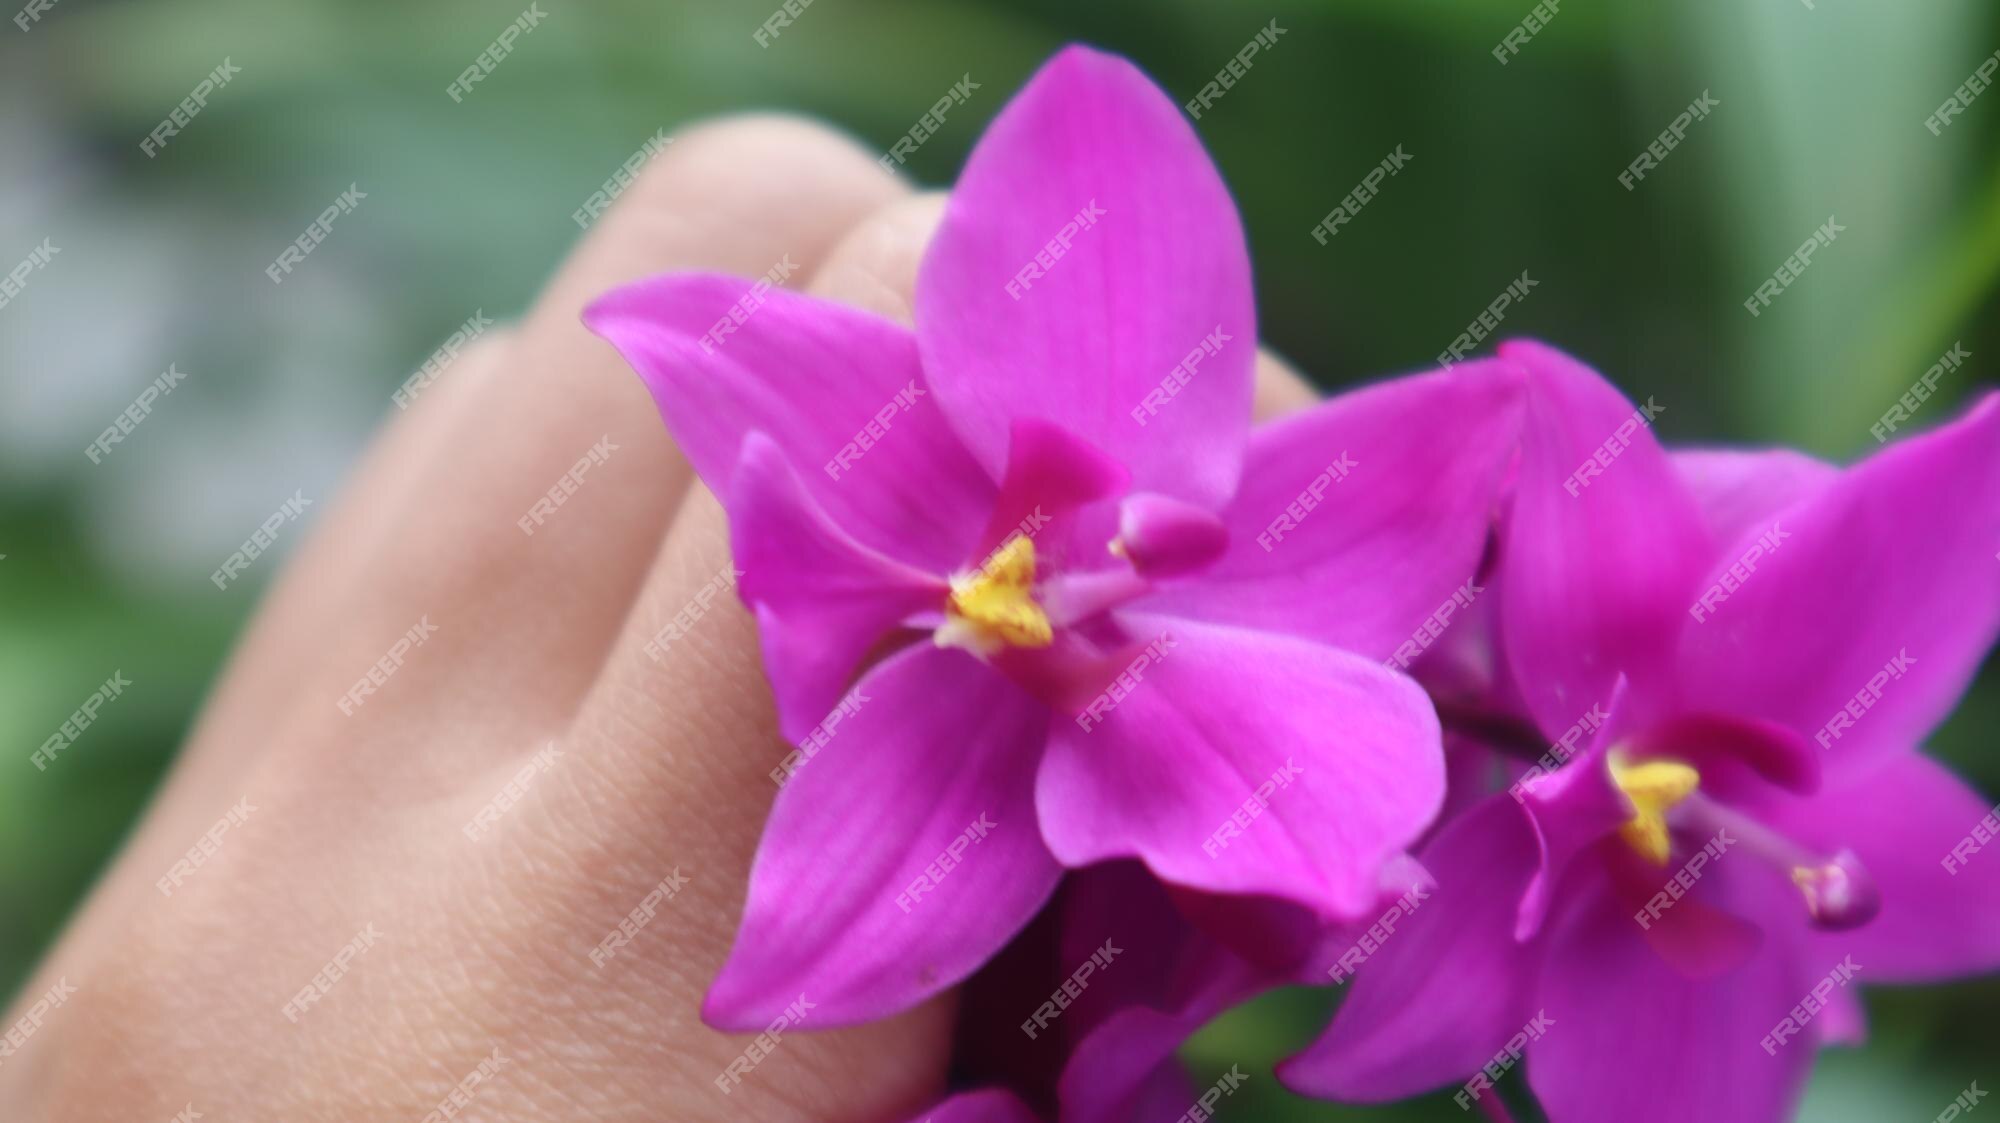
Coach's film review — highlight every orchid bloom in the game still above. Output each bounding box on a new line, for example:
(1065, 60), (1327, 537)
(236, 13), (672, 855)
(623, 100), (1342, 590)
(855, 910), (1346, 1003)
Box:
(909, 857), (1433, 1123)
(921, 862), (1282, 1123)
(586, 45), (1521, 1029)
(1284, 341), (2000, 1122)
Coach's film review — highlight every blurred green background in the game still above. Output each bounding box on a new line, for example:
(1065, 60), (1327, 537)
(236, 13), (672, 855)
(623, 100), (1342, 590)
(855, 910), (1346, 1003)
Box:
(2, 0), (1996, 1118)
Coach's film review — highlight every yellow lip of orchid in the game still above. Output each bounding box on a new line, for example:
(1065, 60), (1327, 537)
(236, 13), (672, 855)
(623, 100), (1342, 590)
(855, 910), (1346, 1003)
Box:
(1608, 753), (1702, 865)
(935, 534), (1053, 657)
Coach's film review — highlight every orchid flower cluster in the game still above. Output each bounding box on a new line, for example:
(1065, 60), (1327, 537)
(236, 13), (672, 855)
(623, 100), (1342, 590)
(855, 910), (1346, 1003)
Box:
(587, 46), (2000, 1123)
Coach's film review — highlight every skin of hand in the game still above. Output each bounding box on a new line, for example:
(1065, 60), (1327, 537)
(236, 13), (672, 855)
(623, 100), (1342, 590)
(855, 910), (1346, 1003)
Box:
(0, 116), (1317, 1122)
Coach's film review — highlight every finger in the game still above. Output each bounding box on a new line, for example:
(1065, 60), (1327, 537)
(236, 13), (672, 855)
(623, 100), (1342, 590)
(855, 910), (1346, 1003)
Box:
(189, 329), (513, 774)
(1254, 347), (1320, 420)
(475, 194), (1028, 1120)
(0, 331), (513, 1030)
(285, 116), (912, 780)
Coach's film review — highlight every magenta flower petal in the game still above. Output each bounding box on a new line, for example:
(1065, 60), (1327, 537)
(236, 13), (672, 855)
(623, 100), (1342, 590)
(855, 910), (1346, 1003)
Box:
(1674, 393), (2000, 772)
(1280, 798), (1542, 1102)
(1514, 686), (1631, 941)
(1047, 864), (1274, 1123)
(1672, 447), (1836, 545)
(585, 273), (994, 572)
(1762, 753), (2000, 982)
(730, 433), (947, 739)
(915, 46), (1255, 509)
(902, 1090), (1042, 1123)
(1141, 360), (1522, 658)
(703, 644), (1059, 1030)
(1528, 863), (1813, 1123)
(1499, 340), (1710, 733)
(1058, 1006), (1204, 1123)
(1035, 615), (1442, 918)
(976, 418), (1130, 559)
(1625, 710), (1820, 800)
(1113, 493), (1228, 579)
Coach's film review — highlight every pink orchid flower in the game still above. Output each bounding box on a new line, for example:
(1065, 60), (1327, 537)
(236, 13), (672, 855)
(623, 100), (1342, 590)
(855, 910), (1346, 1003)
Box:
(1284, 341), (2000, 1123)
(585, 45), (1521, 1030)
(929, 862), (1285, 1123)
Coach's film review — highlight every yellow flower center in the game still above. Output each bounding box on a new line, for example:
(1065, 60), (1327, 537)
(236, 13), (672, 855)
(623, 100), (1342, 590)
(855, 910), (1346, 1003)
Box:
(936, 535), (1053, 657)
(1609, 754), (1701, 865)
